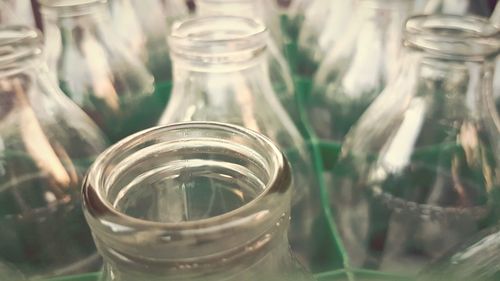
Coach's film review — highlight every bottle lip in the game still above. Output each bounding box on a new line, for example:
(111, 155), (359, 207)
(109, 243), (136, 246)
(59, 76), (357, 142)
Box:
(83, 122), (291, 263)
(404, 14), (500, 60)
(0, 25), (42, 73)
(39, 0), (106, 7)
(168, 16), (267, 64)
(39, 0), (107, 17)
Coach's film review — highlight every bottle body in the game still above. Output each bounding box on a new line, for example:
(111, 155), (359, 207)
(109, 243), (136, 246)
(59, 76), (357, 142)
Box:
(0, 26), (108, 278)
(83, 122), (314, 281)
(307, 0), (412, 142)
(329, 15), (500, 275)
(41, 0), (164, 143)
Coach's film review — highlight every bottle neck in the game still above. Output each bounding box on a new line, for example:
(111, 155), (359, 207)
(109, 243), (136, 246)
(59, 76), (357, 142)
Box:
(96, 217), (292, 281)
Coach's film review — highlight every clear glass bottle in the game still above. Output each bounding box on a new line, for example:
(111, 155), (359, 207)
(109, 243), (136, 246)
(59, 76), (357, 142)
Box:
(307, 0), (412, 142)
(83, 122), (315, 281)
(159, 16), (321, 268)
(0, 25), (108, 278)
(40, 0), (164, 143)
(297, 0), (353, 75)
(196, 0), (297, 123)
(329, 15), (500, 275)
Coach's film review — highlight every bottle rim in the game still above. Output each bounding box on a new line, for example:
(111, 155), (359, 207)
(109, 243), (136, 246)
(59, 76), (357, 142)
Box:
(404, 14), (500, 60)
(39, 0), (107, 17)
(82, 121), (292, 266)
(168, 16), (268, 64)
(83, 121), (290, 230)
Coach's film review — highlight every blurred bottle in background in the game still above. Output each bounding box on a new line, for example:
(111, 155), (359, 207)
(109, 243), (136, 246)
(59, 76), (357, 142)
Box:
(297, 0), (353, 76)
(0, 25), (108, 279)
(306, 0), (412, 143)
(109, 0), (188, 83)
(40, 0), (164, 143)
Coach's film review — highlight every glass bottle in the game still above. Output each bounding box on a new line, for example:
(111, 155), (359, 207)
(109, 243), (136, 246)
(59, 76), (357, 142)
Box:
(40, 0), (164, 143)
(159, 16), (321, 268)
(196, 0), (297, 123)
(82, 122), (315, 281)
(297, 0), (353, 75)
(329, 14), (500, 275)
(0, 26), (108, 278)
(307, 0), (412, 142)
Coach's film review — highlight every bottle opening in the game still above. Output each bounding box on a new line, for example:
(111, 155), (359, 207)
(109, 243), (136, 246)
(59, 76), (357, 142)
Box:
(83, 122), (291, 263)
(39, 0), (107, 17)
(168, 16), (267, 64)
(404, 15), (500, 60)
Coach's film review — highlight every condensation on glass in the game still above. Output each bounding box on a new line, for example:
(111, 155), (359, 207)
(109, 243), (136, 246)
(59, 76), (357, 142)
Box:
(195, 0), (297, 123)
(0, 25), (108, 279)
(329, 14), (500, 275)
(83, 122), (315, 281)
(307, 0), (413, 143)
(39, 0), (164, 143)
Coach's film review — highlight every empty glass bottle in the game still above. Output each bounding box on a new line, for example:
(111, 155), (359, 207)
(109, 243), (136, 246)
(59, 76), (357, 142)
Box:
(83, 122), (315, 281)
(329, 15), (500, 275)
(297, 0), (353, 75)
(159, 16), (321, 267)
(40, 0), (164, 143)
(307, 0), (412, 142)
(0, 25), (108, 278)
(196, 0), (297, 123)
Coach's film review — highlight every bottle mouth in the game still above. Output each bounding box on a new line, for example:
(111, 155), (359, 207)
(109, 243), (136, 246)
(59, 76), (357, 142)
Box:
(168, 16), (267, 65)
(404, 15), (500, 60)
(39, 0), (107, 17)
(83, 122), (291, 266)
(0, 26), (42, 73)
